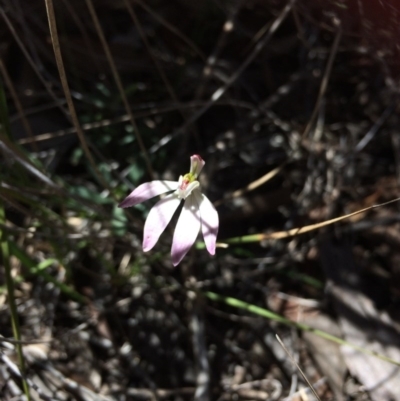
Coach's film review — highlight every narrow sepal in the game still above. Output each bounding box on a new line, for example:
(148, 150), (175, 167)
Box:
(119, 181), (177, 208)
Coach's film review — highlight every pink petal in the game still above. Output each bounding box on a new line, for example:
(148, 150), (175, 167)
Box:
(143, 194), (181, 251)
(119, 181), (178, 208)
(171, 194), (201, 266)
(195, 191), (219, 255)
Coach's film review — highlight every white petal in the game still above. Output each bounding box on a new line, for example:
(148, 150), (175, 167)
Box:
(119, 181), (178, 208)
(143, 194), (181, 251)
(171, 194), (201, 266)
(175, 180), (200, 200)
(195, 191), (219, 255)
(190, 155), (205, 177)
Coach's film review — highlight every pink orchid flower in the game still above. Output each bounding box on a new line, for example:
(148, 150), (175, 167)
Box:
(119, 155), (219, 266)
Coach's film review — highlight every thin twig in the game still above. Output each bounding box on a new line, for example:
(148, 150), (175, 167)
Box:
(0, 7), (69, 117)
(43, 0), (110, 191)
(226, 196), (400, 242)
(195, 0), (243, 99)
(123, 0), (198, 147)
(134, 0), (206, 61)
(149, 0), (296, 153)
(355, 103), (395, 152)
(302, 19), (342, 139)
(276, 334), (322, 401)
(0, 58), (37, 151)
(123, 0), (181, 109)
(59, 0), (102, 77)
(16, 100), (253, 144)
(84, 0), (154, 179)
(214, 164), (285, 207)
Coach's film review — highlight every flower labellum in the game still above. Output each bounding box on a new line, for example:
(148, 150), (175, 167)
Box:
(118, 155), (219, 266)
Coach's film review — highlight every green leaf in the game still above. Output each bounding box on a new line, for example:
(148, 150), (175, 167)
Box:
(111, 204), (128, 236)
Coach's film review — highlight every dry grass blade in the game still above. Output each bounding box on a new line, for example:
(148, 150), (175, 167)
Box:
(134, 0), (206, 61)
(123, 0), (180, 107)
(302, 18), (342, 139)
(84, 0), (154, 179)
(355, 103), (395, 152)
(59, 0), (101, 76)
(0, 135), (57, 188)
(214, 164), (284, 207)
(225, 197), (400, 244)
(195, 0), (243, 98)
(265, 197), (400, 240)
(0, 7), (69, 119)
(43, 0), (110, 191)
(0, 336), (51, 345)
(276, 334), (322, 401)
(123, 0), (197, 147)
(149, 0), (296, 153)
(16, 100), (254, 145)
(0, 58), (37, 151)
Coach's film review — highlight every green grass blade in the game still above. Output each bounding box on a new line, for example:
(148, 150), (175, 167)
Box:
(0, 77), (31, 400)
(0, 203), (31, 399)
(8, 242), (86, 304)
(205, 291), (400, 367)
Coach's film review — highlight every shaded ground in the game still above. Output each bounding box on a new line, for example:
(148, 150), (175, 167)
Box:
(1, 0), (400, 400)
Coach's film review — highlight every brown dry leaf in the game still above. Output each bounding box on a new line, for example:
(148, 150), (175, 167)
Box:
(302, 314), (347, 401)
(320, 241), (400, 401)
(267, 292), (338, 399)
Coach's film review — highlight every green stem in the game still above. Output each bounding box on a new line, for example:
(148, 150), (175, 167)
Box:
(0, 79), (30, 399)
(0, 203), (30, 399)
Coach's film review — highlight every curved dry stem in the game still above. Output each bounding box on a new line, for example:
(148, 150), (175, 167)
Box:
(84, 0), (154, 179)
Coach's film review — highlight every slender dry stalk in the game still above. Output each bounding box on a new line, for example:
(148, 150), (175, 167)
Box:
(276, 334), (322, 401)
(123, 0), (179, 106)
(84, 0), (154, 179)
(0, 7), (69, 118)
(276, 334), (321, 401)
(123, 0), (202, 150)
(60, 0), (102, 77)
(16, 99), (253, 145)
(43, 0), (110, 191)
(0, 58), (37, 152)
(302, 19), (342, 139)
(195, 0), (243, 99)
(134, 0), (206, 61)
(149, 0), (296, 153)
